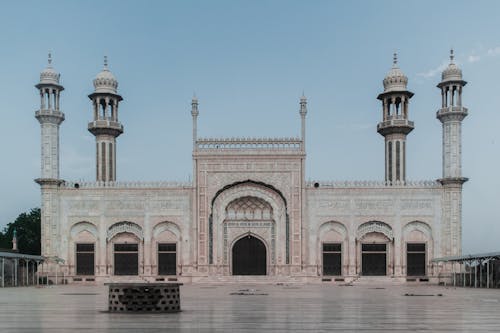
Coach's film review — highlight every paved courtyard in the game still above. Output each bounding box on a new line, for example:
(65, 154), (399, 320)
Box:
(0, 283), (499, 332)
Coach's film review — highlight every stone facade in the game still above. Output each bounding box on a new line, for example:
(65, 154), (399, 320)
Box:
(35, 52), (468, 283)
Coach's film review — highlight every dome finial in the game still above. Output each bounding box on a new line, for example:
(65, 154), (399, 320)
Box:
(393, 52), (398, 67)
(104, 55), (108, 69)
(48, 51), (52, 66)
(450, 48), (454, 63)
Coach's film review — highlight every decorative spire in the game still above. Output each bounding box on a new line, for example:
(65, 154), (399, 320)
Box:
(104, 55), (108, 69)
(300, 93), (307, 115)
(48, 52), (52, 66)
(393, 52), (398, 67)
(191, 93), (199, 116)
(450, 48), (454, 63)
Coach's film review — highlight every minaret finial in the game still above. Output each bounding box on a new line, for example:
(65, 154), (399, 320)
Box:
(104, 55), (108, 69)
(301, 90), (306, 100)
(48, 52), (52, 66)
(393, 52), (398, 66)
(450, 48), (454, 63)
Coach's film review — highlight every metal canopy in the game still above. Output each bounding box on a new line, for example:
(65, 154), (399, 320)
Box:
(0, 251), (44, 261)
(431, 251), (500, 263)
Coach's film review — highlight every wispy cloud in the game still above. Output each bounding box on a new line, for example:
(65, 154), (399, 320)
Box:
(468, 55), (480, 63)
(417, 61), (448, 78)
(418, 46), (500, 79)
(487, 46), (500, 56)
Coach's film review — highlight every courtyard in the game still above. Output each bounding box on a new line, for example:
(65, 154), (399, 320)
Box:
(0, 283), (499, 332)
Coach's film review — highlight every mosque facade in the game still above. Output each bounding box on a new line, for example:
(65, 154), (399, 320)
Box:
(35, 52), (468, 283)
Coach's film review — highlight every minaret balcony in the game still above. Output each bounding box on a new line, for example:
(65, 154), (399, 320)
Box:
(377, 116), (414, 135)
(35, 109), (65, 124)
(436, 106), (468, 122)
(88, 119), (124, 137)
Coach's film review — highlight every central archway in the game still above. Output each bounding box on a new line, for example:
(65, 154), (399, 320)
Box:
(232, 235), (267, 275)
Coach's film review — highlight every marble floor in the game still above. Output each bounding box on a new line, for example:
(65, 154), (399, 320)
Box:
(0, 283), (499, 332)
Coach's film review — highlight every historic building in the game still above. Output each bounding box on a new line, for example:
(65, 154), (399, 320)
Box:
(35, 51), (468, 283)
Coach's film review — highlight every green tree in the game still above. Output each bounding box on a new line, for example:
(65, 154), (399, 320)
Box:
(0, 208), (41, 255)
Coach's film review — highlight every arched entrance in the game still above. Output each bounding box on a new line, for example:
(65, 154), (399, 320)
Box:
(232, 235), (266, 275)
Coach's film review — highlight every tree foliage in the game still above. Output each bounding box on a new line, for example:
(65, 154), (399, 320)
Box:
(0, 208), (41, 255)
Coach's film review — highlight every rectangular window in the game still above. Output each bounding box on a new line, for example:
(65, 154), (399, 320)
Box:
(407, 243), (426, 276)
(114, 243), (138, 275)
(362, 243), (387, 276)
(158, 243), (177, 276)
(322, 243), (341, 276)
(76, 243), (95, 276)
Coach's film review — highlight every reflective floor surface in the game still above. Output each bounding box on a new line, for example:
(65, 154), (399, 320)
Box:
(0, 283), (499, 332)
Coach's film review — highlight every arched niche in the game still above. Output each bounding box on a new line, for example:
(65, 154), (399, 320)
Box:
(317, 221), (348, 276)
(69, 222), (98, 276)
(211, 181), (286, 269)
(356, 221), (394, 276)
(402, 221), (433, 276)
(151, 221), (181, 276)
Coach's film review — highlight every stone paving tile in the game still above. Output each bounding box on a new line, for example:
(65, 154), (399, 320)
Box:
(0, 284), (499, 332)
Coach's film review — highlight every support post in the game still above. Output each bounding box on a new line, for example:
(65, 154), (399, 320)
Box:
(487, 260), (490, 289)
(14, 259), (18, 287)
(462, 262), (465, 287)
(32, 261), (35, 286)
(469, 262), (472, 287)
(453, 262), (456, 287)
(55, 264), (58, 285)
(475, 263), (478, 288)
(36, 261), (40, 286)
(1, 258), (4, 288)
(479, 260), (482, 288)
(26, 260), (29, 286)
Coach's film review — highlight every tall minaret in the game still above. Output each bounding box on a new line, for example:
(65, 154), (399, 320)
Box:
(88, 57), (123, 182)
(35, 53), (65, 257)
(377, 53), (414, 183)
(437, 49), (468, 256)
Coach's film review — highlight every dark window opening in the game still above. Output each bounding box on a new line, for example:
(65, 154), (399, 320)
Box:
(323, 243), (342, 276)
(407, 243), (426, 276)
(114, 243), (139, 276)
(158, 243), (176, 276)
(362, 243), (387, 276)
(76, 243), (95, 276)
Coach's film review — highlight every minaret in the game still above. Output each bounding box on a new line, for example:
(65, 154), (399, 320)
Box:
(191, 94), (199, 151)
(35, 53), (65, 258)
(12, 229), (18, 252)
(377, 53), (414, 183)
(299, 94), (307, 151)
(35, 53), (65, 181)
(437, 49), (468, 256)
(88, 57), (123, 182)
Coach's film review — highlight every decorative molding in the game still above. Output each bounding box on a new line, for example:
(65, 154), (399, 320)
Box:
(107, 221), (143, 240)
(70, 221), (98, 239)
(307, 180), (441, 188)
(196, 137), (302, 150)
(357, 221), (393, 240)
(318, 221), (348, 239)
(61, 181), (192, 189)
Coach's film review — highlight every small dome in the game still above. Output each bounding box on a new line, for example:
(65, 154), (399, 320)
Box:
(39, 53), (60, 85)
(93, 56), (118, 94)
(442, 49), (462, 82)
(383, 53), (408, 92)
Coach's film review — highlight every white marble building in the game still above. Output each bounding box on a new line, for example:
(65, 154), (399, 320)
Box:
(35, 51), (467, 283)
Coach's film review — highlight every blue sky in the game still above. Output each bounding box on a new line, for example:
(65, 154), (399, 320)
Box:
(0, 0), (499, 253)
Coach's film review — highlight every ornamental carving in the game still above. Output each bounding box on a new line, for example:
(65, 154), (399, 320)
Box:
(107, 221), (143, 240)
(356, 221), (393, 240)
